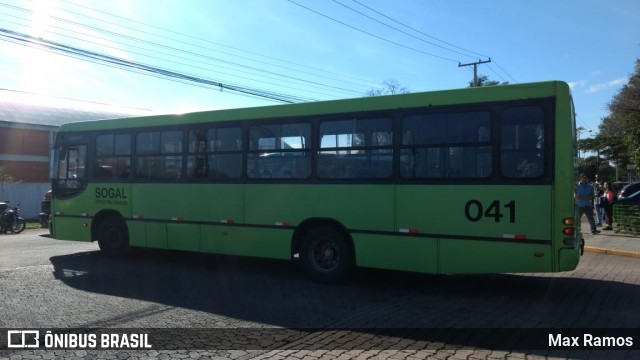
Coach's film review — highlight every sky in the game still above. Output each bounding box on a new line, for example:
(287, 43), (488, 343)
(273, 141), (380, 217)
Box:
(0, 0), (639, 135)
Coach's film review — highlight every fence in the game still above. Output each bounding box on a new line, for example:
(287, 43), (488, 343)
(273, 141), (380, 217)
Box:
(0, 183), (50, 220)
(613, 204), (640, 236)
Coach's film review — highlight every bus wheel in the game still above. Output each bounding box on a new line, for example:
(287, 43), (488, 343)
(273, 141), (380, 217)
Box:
(300, 225), (352, 283)
(97, 216), (130, 257)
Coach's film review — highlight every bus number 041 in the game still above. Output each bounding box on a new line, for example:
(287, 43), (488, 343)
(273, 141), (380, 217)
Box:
(464, 200), (516, 223)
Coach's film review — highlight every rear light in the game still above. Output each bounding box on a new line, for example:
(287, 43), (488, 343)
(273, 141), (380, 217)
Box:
(562, 217), (575, 245)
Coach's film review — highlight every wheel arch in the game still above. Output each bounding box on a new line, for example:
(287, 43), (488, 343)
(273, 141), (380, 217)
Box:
(291, 217), (354, 261)
(91, 209), (127, 242)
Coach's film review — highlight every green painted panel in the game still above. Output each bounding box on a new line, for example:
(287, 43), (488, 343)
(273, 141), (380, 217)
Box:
(127, 221), (146, 247)
(167, 223), (200, 251)
(52, 184), (131, 223)
(440, 240), (551, 273)
(145, 223), (167, 249)
(245, 184), (395, 231)
(558, 248), (580, 271)
(131, 184), (243, 223)
(353, 234), (438, 273)
(396, 185), (552, 241)
(52, 217), (92, 242)
(201, 225), (290, 259)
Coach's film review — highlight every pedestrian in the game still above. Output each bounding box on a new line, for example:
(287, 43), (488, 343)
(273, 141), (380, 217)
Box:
(593, 174), (604, 225)
(594, 189), (605, 226)
(576, 174), (600, 234)
(593, 174), (603, 192)
(602, 182), (615, 230)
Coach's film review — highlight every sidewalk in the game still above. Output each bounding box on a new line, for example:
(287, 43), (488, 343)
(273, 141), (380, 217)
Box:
(580, 216), (640, 258)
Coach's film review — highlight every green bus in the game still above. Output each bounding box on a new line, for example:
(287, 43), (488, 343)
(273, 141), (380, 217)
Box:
(51, 81), (581, 282)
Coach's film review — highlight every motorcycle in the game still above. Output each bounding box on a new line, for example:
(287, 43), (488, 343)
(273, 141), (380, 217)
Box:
(0, 201), (26, 234)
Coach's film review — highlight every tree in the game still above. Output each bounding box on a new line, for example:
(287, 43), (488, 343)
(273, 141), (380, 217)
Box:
(0, 166), (14, 183)
(596, 58), (640, 178)
(468, 75), (508, 87)
(366, 79), (410, 96)
(576, 155), (615, 183)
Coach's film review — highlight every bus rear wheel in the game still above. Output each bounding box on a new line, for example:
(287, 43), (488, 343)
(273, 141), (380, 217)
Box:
(300, 225), (352, 283)
(97, 216), (130, 257)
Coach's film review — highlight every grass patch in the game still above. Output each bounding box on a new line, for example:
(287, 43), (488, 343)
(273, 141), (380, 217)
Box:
(25, 220), (47, 231)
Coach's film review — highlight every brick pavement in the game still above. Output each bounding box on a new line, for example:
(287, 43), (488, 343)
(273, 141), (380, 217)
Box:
(2, 229), (639, 359)
(581, 216), (640, 258)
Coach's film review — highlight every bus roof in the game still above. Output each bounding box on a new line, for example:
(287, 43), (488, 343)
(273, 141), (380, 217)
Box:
(57, 81), (570, 132)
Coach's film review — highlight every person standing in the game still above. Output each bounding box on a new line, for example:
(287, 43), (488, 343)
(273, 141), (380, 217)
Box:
(594, 189), (605, 226)
(602, 182), (615, 231)
(576, 174), (600, 235)
(593, 174), (604, 226)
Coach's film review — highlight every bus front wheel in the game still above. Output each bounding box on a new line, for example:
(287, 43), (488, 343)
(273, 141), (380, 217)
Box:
(300, 225), (352, 283)
(97, 216), (130, 257)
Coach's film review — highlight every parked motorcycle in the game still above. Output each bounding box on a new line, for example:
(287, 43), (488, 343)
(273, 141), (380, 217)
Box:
(0, 201), (26, 234)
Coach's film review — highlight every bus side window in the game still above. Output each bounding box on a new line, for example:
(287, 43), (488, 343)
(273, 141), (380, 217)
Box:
(95, 134), (131, 179)
(401, 111), (491, 179)
(501, 106), (545, 179)
(135, 131), (183, 180)
(318, 118), (392, 179)
(188, 127), (243, 179)
(248, 123), (311, 179)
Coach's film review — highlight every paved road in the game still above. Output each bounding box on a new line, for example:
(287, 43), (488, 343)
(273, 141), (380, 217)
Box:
(1, 230), (639, 359)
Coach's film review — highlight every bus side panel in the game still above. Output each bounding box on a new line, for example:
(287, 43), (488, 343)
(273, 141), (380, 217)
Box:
(54, 182), (134, 242)
(131, 183), (244, 250)
(397, 185), (553, 274)
(440, 241), (552, 273)
(145, 223), (167, 249)
(167, 223), (200, 251)
(127, 221), (146, 247)
(201, 225), (291, 259)
(244, 184), (395, 231)
(353, 234), (438, 273)
(52, 217), (92, 242)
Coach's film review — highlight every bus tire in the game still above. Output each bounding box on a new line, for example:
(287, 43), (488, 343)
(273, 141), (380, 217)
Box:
(97, 215), (130, 257)
(300, 225), (352, 283)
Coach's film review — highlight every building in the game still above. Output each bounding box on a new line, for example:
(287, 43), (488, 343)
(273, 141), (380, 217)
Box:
(0, 89), (149, 182)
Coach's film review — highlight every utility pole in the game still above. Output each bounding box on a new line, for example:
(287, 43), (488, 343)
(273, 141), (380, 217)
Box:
(459, 58), (491, 87)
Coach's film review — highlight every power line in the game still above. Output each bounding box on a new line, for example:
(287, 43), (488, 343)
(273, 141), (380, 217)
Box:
(491, 59), (518, 83)
(344, 0), (488, 59)
(2, 0), (519, 98)
(0, 3), (366, 98)
(59, 0), (381, 88)
(344, 0), (517, 84)
(288, 0), (518, 85)
(0, 11), (358, 99)
(0, 87), (151, 112)
(287, 0), (460, 63)
(0, 28), (312, 103)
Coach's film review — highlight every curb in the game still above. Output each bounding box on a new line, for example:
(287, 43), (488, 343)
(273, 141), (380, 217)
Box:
(584, 246), (640, 258)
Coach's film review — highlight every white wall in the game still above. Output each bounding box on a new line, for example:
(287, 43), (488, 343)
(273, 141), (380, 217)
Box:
(0, 183), (50, 220)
